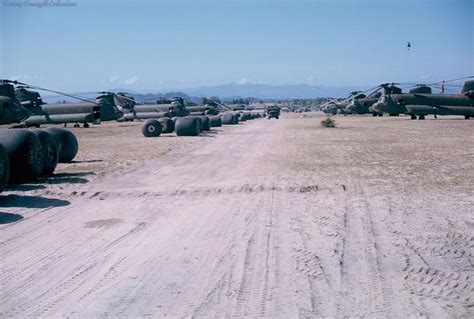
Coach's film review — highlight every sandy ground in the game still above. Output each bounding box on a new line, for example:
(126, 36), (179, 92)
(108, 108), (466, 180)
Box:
(1, 114), (473, 318)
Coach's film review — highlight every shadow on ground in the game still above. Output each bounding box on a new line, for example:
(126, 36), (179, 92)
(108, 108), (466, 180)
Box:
(0, 212), (24, 224)
(0, 195), (70, 209)
(7, 184), (47, 192)
(46, 171), (96, 184)
(65, 160), (103, 164)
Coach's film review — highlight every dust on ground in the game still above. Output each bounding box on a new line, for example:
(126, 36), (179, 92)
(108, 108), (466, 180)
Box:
(1, 113), (473, 318)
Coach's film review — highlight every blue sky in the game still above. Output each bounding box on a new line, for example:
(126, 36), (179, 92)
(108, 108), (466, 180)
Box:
(1, 0), (473, 92)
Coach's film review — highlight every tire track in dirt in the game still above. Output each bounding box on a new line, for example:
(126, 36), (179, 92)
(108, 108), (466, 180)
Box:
(62, 120), (281, 318)
(382, 188), (474, 317)
(231, 180), (277, 318)
(2, 115), (473, 317)
(334, 184), (391, 317)
(1, 219), (150, 317)
(286, 192), (341, 317)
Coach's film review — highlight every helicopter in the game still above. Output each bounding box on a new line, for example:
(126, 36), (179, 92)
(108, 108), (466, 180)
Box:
(15, 87), (100, 127)
(0, 80), (80, 191)
(186, 100), (221, 116)
(114, 95), (227, 121)
(372, 78), (474, 119)
(115, 95), (189, 121)
(14, 86), (125, 127)
(0, 80), (31, 125)
(343, 83), (405, 116)
(345, 91), (383, 116)
(321, 91), (366, 115)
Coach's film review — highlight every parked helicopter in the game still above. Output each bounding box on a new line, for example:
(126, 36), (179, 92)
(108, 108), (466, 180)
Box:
(321, 100), (346, 115)
(0, 80), (31, 125)
(372, 79), (474, 119)
(343, 83), (406, 116)
(345, 91), (383, 116)
(0, 80), (80, 191)
(115, 95), (189, 121)
(321, 100), (348, 115)
(114, 95), (226, 121)
(186, 101), (221, 115)
(15, 87), (125, 127)
(321, 91), (367, 115)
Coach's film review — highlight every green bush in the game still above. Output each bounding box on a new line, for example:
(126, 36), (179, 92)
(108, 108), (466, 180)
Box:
(321, 117), (336, 128)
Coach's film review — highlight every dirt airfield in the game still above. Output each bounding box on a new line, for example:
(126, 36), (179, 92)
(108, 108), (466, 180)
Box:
(1, 113), (473, 318)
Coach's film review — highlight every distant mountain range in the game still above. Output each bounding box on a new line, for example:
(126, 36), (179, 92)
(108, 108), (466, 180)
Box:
(180, 83), (366, 100)
(41, 83), (366, 103)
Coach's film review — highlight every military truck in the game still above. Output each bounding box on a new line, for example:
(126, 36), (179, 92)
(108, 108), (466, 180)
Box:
(266, 105), (281, 119)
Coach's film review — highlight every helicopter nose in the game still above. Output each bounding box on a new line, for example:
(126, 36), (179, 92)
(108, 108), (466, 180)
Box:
(371, 102), (383, 113)
(116, 106), (124, 115)
(346, 103), (355, 112)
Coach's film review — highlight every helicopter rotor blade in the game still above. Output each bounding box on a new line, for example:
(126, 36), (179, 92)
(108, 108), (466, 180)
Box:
(6, 80), (99, 105)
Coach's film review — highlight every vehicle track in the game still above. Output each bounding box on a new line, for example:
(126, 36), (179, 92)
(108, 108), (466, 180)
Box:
(1, 114), (472, 318)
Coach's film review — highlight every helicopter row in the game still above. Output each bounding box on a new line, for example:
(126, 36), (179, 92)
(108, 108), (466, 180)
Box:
(0, 79), (270, 192)
(321, 78), (474, 120)
(1, 80), (253, 128)
(1, 80), (121, 127)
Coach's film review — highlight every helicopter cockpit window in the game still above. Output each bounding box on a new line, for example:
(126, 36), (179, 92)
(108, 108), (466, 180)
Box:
(0, 85), (15, 98)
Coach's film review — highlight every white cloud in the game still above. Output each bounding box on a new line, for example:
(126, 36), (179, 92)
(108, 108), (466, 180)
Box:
(176, 79), (196, 85)
(236, 78), (250, 85)
(236, 78), (263, 85)
(419, 73), (432, 81)
(104, 75), (139, 86)
(124, 76), (139, 85)
(109, 75), (119, 83)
